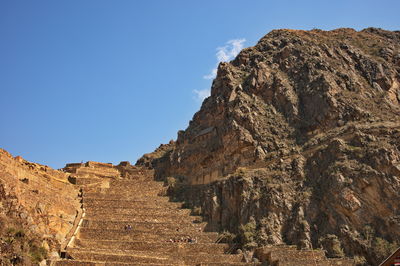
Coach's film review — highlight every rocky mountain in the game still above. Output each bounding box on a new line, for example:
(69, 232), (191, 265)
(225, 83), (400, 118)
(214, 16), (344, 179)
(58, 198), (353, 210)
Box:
(137, 28), (400, 265)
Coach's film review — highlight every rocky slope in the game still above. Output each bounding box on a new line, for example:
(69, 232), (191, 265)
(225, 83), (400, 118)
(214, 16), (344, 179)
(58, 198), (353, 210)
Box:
(0, 149), (80, 265)
(137, 28), (400, 265)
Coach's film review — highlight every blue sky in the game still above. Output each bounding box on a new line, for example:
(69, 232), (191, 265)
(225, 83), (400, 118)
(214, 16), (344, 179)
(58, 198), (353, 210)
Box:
(1, 1), (399, 168)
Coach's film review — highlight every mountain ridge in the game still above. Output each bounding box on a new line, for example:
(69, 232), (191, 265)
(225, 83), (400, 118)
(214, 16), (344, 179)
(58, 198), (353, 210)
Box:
(137, 27), (400, 265)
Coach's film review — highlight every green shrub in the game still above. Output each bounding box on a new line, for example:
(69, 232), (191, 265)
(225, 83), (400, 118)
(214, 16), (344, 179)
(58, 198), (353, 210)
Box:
(192, 206), (202, 216)
(218, 231), (237, 244)
(361, 225), (374, 245)
(319, 234), (344, 258)
(354, 255), (367, 266)
(372, 237), (398, 261)
(29, 244), (47, 263)
(235, 167), (246, 176)
(6, 227), (16, 235)
(239, 220), (257, 249)
(166, 177), (176, 186)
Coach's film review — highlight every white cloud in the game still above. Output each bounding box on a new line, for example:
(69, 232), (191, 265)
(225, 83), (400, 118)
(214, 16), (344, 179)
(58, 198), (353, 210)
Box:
(203, 38), (246, 80)
(203, 69), (218, 80)
(193, 38), (245, 103)
(193, 89), (210, 102)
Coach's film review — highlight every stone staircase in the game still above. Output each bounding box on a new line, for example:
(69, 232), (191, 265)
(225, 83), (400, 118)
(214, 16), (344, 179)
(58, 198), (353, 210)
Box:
(255, 245), (355, 266)
(50, 163), (250, 265)
(50, 161), (356, 265)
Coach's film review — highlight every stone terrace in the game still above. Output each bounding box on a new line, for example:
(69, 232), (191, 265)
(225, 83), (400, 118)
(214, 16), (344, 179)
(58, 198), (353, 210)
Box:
(49, 161), (355, 265)
(50, 162), (250, 265)
(255, 245), (355, 265)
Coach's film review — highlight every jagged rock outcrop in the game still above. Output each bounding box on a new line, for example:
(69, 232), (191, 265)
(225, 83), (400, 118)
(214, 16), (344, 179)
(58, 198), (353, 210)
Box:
(137, 28), (400, 265)
(0, 149), (81, 264)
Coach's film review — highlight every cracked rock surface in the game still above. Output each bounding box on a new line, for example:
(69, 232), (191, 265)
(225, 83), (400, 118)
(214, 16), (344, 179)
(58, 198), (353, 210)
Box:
(138, 28), (400, 265)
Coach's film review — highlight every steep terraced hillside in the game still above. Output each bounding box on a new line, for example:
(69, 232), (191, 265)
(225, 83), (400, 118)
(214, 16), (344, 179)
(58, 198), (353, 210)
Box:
(51, 163), (251, 265)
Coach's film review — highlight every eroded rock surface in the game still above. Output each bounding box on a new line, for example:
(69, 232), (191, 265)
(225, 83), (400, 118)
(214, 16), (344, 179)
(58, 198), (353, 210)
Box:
(138, 28), (400, 265)
(0, 149), (80, 264)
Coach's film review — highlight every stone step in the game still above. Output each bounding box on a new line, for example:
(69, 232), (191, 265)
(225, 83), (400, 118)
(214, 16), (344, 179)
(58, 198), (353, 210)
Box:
(81, 219), (206, 233)
(69, 177), (104, 186)
(84, 206), (191, 217)
(75, 167), (120, 179)
(83, 194), (170, 202)
(83, 212), (203, 224)
(105, 184), (163, 189)
(103, 183), (163, 190)
(52, 259), (252, 266)
(275, 260), (320, 266)
(52, 172), (257, 266)
(257, 245), (354, 266)
(82, 180), (163, 191)
(83, 189), (163, 198)
(51, 260), (97, 266)
(276, 258), (354, 266)
(258, 245), (297, 252)
(256, 245), (298, 260)
(325, 258), (355, 266)
(66, 248), (244, 264)
(108, 179), (161, 185)
(192, 264), (252, 266)
(82, 199), (183, 209)
(73, 239), (227, 254)
(77, 228), (218, 243)
(269, 249), (326, 262)
(65, 249), (175, 264)
(105, 184), (163, 191)
(84, 183), (163, 191)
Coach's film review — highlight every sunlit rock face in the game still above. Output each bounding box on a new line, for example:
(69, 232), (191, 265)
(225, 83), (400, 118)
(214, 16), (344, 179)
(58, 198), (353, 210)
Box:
(0, 149), (81, 264)
(138, 28), (400, 264)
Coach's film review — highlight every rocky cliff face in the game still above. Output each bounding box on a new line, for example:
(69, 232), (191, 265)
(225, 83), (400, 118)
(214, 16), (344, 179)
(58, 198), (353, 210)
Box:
(138, 28), (400, 265)
(0, 149), (80, 264)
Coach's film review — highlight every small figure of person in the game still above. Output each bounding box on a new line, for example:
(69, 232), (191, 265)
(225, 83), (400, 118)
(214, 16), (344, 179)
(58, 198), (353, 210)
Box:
(124, 224), (132, 231)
